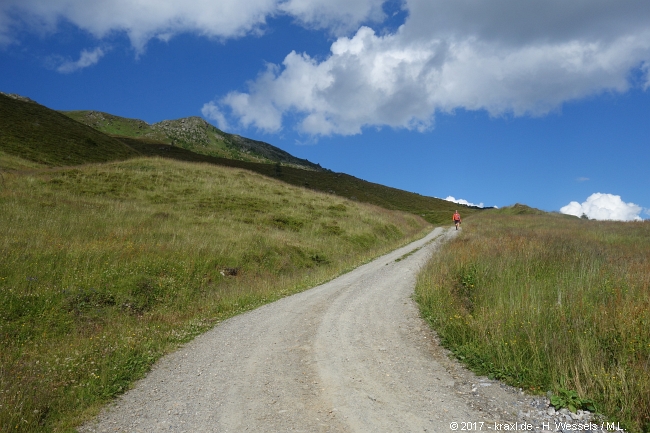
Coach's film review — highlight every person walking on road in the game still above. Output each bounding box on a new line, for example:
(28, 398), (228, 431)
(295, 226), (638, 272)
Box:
(453, 210), (461, 230)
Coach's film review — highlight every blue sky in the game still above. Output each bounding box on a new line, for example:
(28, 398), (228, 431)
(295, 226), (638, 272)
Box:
(1, 0), (649, 220)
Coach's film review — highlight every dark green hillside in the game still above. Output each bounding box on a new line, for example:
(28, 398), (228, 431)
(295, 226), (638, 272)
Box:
(64, 110), (323, 171)
(0, 93), (139, 166)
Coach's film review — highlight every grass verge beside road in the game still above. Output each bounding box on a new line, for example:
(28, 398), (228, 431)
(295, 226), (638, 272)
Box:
(415, 210), (650, 432)
(0, 157), (430, 432)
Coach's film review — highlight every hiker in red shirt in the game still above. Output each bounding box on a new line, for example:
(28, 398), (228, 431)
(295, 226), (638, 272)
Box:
(453, 210), (461, 230)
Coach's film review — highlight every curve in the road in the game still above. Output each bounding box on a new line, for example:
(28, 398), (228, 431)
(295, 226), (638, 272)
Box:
(81, 227), (493, 433)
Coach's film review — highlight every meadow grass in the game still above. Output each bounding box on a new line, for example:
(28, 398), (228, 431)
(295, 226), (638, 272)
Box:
(0, 157), (430, 432)
(415, 211), (650, 432)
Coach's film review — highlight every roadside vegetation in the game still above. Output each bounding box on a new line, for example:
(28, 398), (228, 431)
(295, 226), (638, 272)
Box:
(0, 155), (430, 432)
(415, 208), (650, 432)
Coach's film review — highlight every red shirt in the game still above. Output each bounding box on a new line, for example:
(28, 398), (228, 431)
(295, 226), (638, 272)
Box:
(453, 212), (461, 221)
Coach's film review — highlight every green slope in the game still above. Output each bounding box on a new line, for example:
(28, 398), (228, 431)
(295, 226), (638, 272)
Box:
(116, 138), (477, 224)
(0, 93), (140, 166)
(63, 110), (323, 170)
(3, 92), (482, 224)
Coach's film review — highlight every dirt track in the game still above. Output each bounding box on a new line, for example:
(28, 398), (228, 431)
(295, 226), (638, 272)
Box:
(81, 227), (536, 433)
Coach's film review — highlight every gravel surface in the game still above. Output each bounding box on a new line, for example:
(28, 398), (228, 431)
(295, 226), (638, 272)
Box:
(80, 227), (614, 433)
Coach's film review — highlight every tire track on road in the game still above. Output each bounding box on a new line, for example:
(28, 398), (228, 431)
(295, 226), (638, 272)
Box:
(82, 227), (497, 433)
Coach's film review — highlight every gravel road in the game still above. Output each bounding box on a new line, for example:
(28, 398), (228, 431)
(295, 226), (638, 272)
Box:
(80, 227), (580, 433)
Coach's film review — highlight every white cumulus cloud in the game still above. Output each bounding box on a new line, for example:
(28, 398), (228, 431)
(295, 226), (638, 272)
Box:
(214, 28), (445, 134)
(208, 0), (650, 135)
(56, 46), (107, 73)
(4, 1), (650, 135)
(279, 0), (386, 35)
(0, 0), (278, 52)
(560, 193), (643, 221)
(445, 196), (484, 208)
(0, 0), (385, 52)
(201, 101), (230, 131)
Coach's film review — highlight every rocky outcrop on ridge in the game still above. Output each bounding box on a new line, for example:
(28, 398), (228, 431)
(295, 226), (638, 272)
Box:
(64, 110), (324, 171)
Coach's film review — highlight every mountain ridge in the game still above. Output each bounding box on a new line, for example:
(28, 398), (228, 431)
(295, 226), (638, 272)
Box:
(63, 110), (324, 171)
(0, 90), (484, 224)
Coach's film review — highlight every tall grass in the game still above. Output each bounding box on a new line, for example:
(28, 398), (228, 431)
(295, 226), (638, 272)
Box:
(0, 157), (429, 432)
(415, 212), (650, 432)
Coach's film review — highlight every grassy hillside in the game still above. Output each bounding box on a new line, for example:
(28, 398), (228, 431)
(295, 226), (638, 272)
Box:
(2, 93), (479, 224)
(63, 110), (323, 170)
(0, 93), (139, 166)
(415, 209), (650, 432)
(116, 139), (480, 224)
(0, 155), (431, 432)
(118, 137), (479, 225)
